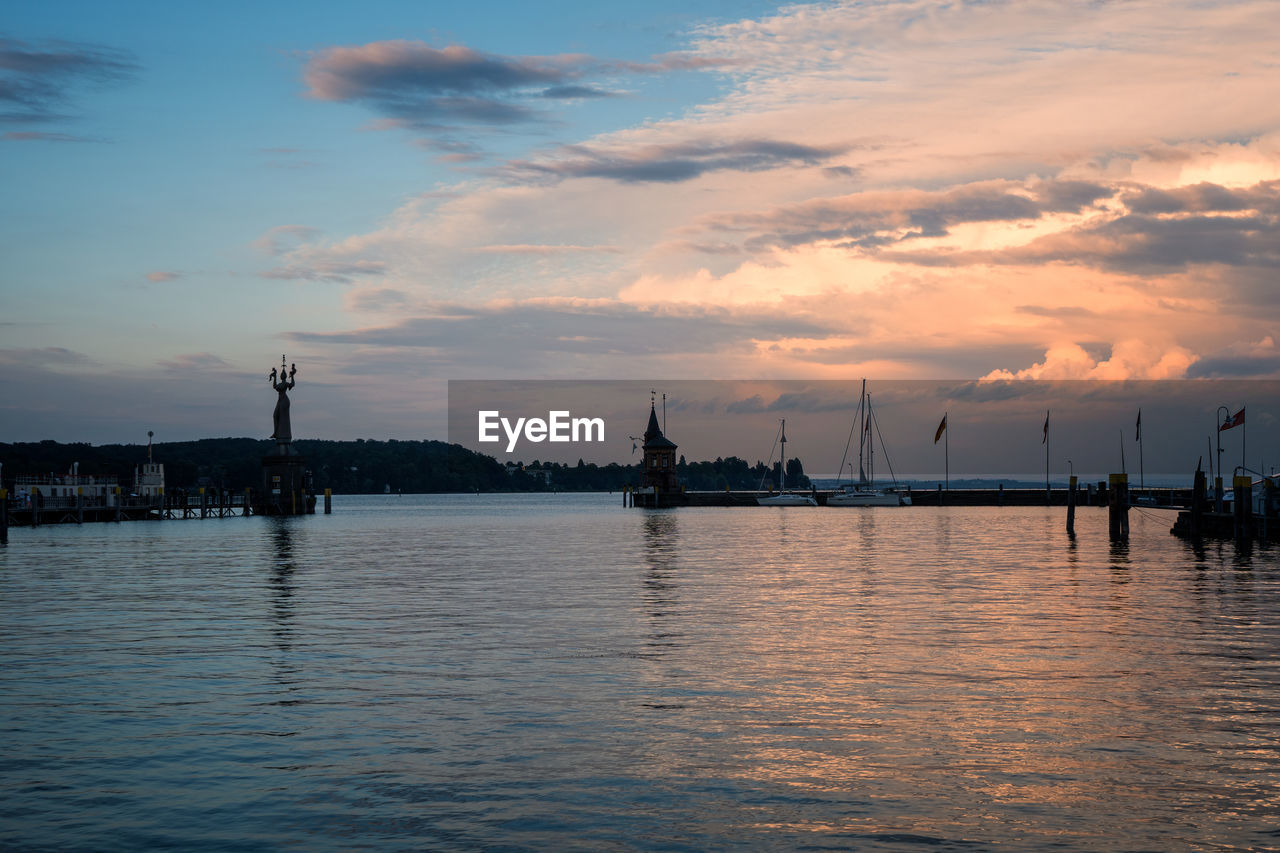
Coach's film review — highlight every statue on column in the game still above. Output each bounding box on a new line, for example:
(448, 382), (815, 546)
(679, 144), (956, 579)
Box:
(269, 356), (296, 442)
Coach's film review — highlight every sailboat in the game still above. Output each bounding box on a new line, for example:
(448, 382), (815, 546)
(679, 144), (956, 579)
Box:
(827, 380), (911, 507)
(757, 418), (818, 506)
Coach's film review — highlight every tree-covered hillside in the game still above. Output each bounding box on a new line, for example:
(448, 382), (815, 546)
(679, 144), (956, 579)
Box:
(1, 439), (809, 494)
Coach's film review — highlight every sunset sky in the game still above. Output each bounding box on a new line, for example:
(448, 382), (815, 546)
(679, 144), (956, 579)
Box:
(3, 0), (1279, 447)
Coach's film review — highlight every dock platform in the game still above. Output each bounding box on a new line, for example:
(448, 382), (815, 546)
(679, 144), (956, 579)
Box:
(635, 486), (1193, 508)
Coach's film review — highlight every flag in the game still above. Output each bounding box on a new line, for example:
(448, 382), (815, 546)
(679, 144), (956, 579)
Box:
(1135, 409), (1141, 441)
(934, 414), (947, 444)
(1219, 408), (1245, 431)
(1042, 410), (1049, 445)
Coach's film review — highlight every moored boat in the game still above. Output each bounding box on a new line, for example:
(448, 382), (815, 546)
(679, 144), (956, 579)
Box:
(756, 418), (817, 506)
(828, 380), (910, 507)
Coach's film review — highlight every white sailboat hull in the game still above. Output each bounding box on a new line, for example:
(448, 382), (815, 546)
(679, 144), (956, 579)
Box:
(757, 493), (818, 506)
(827, 489), (907, 507)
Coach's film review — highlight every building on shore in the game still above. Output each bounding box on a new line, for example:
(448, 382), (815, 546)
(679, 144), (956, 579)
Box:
(133, 461), (165, 498)
(12, 466), (120, 507)
(633, 399), (682, 507)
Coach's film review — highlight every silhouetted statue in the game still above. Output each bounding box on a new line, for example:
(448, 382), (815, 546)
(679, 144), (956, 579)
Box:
(269, 356), (296, 442)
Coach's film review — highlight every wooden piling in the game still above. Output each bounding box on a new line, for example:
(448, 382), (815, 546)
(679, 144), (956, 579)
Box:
(1, 488), (8, 544)
(1066, 475), (1077, 535)
(324, 487), (332, 514)
(114, 486), (122, 522)
(1264, 477), (1277, 541)
(1233, 475), (1252, 541)
(31, 487), (40, 527)
(1190, 468), (1207, 538)
(76, 487), (83, 525)
(243, 487), (251, 516)
(200, 487), (207, 519)
(1108, 473), (1129, 540)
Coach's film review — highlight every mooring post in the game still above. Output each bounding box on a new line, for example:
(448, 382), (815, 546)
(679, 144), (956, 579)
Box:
(76, 487), (84, 524)
(114, 486), (122, 522)
(1066, 474), (1077, 535)
(157, 487), (165, 521)
(324, 487), (332, 514)
(32, 488), (40, 527)
(1191, 467), (1206, 538)
(1108, 473), (1129, 540)
(1265, 476), (1277, 540)
(1233, 474), (1252, 541)
(1, 488), (9, 544)
(998, 483), (1004, 506)
(199, 487), (207, 519)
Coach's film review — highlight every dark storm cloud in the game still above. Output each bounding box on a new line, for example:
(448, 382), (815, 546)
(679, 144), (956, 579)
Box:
(303, 41), (735, 130)
(706, 179), (1114, 251)
(0, 346), (94, 368)
(1068, 212), (1280, 272)
(507, 138), (849, 184)
(0, 37), (137, 125)
(288, 300), (834, 358)
(304, 41), (580, 126)
(1016, 304), (1099, 319)
(1120, 181), (1278, 215)
(540, 85), (614, 99)
(1185, 354), (1280, 378)
(2, 130), (101, 142)
(868, 179), (1280, 277)
(261, 260), (387, 283)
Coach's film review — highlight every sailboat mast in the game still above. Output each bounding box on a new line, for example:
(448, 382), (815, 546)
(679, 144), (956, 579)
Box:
(868, 393), (875, 486)
(857, 379), (866, 484)
(779, 419), (787, 492)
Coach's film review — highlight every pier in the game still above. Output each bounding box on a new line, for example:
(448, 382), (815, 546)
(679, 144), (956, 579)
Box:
(628, 485), (1193, 508)
(1170, 470), (1279, 542)
(4, 488), (260, 527)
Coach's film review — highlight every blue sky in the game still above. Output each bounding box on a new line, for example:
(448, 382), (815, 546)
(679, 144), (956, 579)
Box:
(3, 0), (1280, 450)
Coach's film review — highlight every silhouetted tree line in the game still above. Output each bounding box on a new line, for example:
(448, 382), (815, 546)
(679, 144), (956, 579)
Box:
(1, 439), (808, 494)
(673, 455), (810, 490)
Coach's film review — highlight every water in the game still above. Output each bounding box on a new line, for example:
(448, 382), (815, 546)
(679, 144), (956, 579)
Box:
(2, 494), (1279, 851)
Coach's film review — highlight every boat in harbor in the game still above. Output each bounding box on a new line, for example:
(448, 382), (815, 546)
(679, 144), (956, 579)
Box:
(828, 380), (911, 507)
(757, 418), (818, 506)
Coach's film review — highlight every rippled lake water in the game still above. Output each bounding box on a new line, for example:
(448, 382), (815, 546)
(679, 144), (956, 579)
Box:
(2, 494), (1279, 851)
